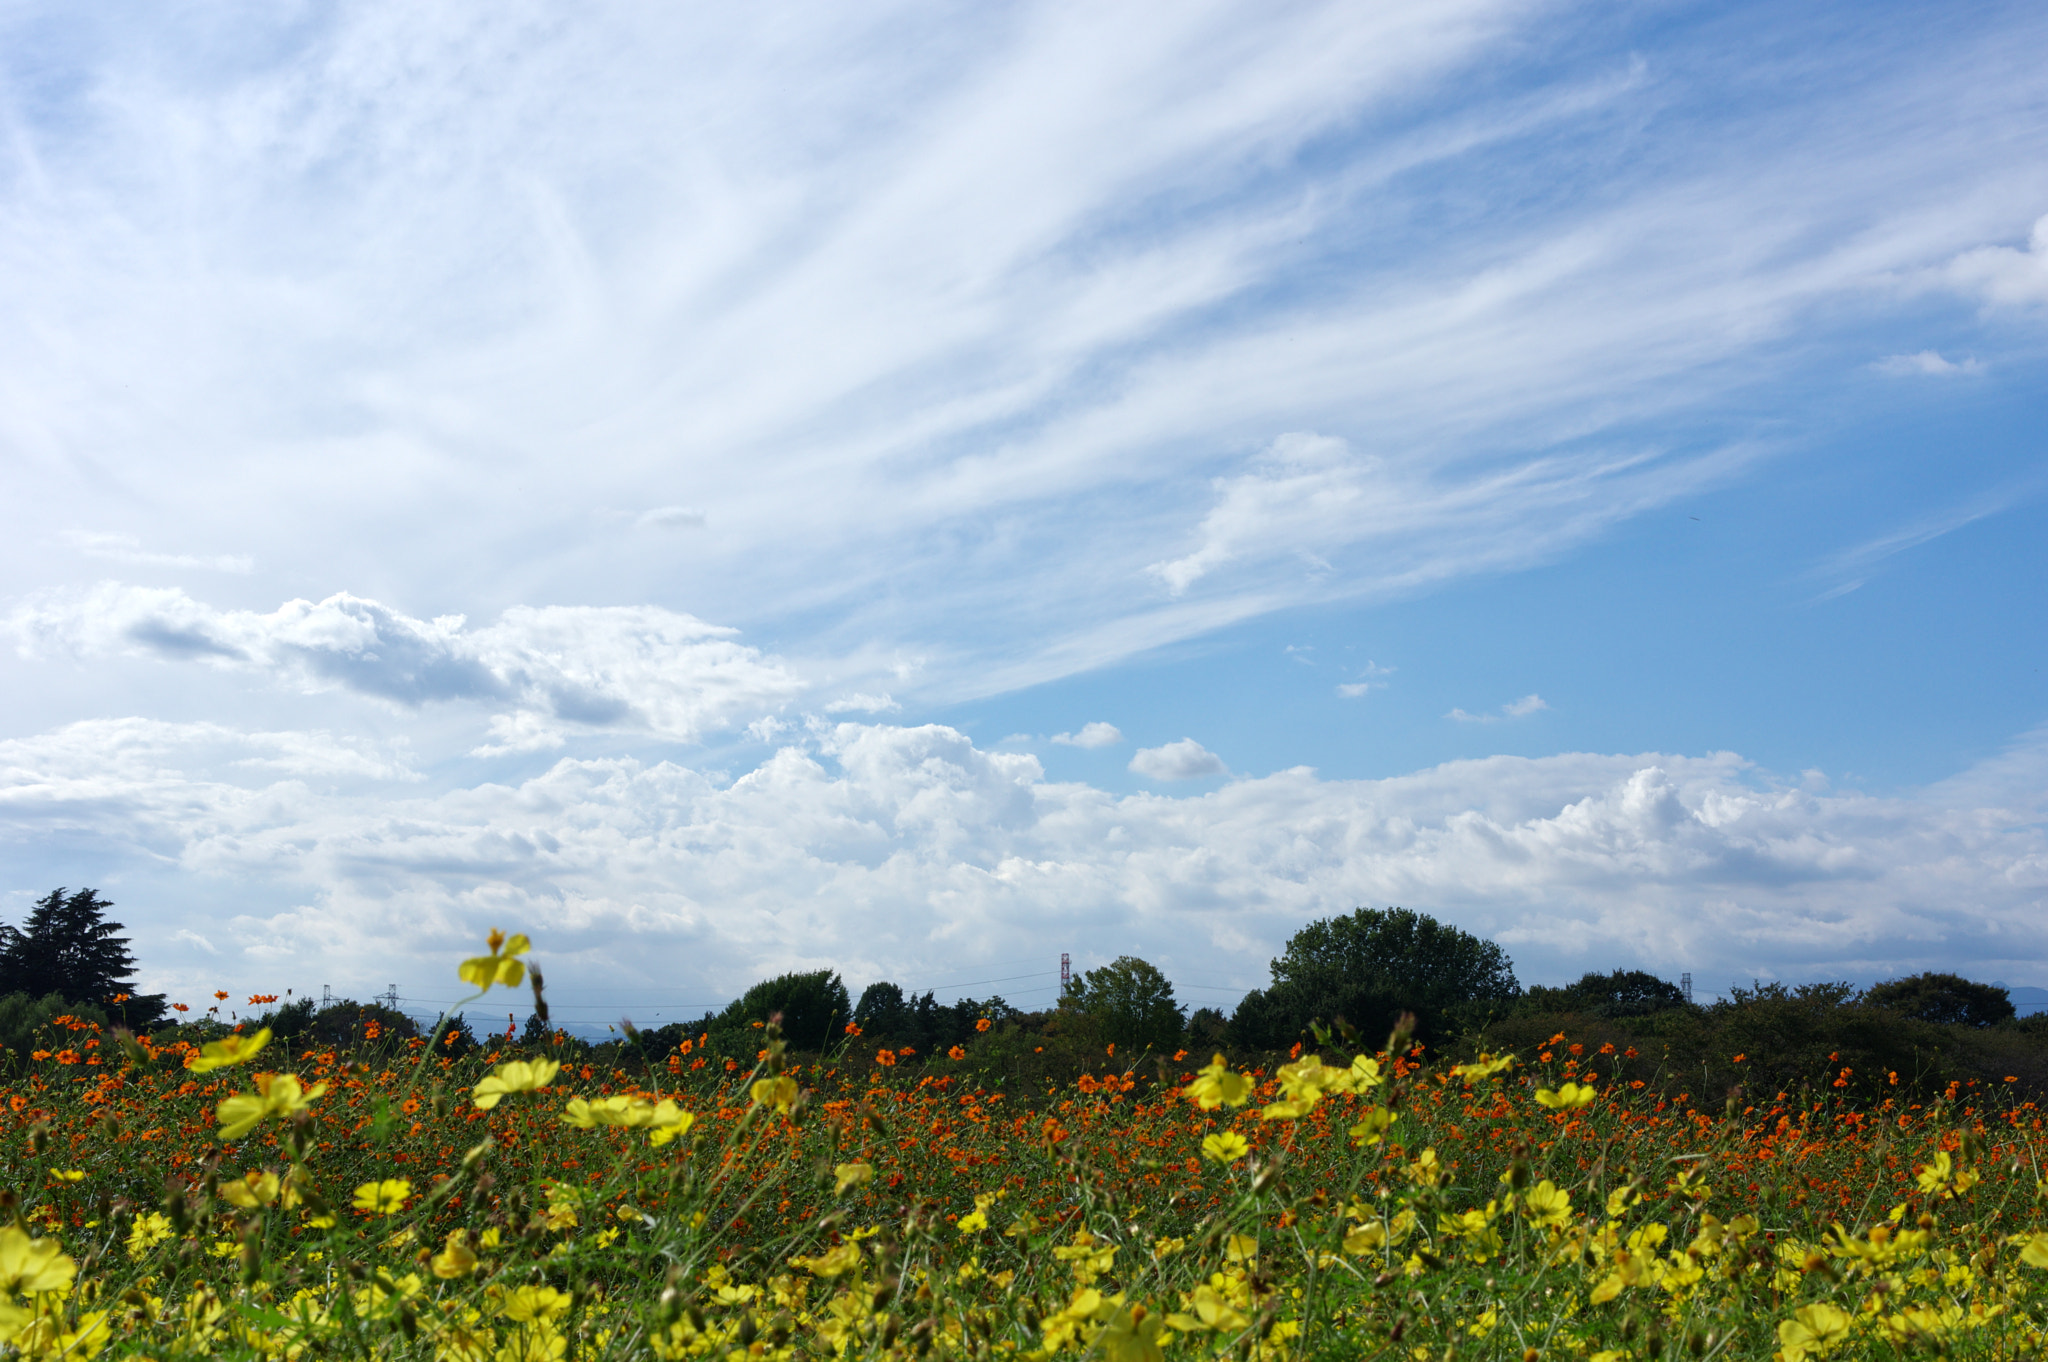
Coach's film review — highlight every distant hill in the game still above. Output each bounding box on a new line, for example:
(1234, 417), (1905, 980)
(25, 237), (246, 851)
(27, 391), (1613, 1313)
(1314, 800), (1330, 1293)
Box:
(1998, 984), (2048, 1017)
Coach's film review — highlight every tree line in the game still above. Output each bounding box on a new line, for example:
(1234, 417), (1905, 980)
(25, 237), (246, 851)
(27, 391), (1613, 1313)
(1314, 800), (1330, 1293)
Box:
(3, 888), (2043, 1099)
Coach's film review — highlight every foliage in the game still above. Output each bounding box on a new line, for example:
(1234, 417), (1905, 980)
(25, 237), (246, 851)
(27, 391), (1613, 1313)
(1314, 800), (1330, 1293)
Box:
(1061, 955), (1186, 1053)
(0, 992), (109, 1075)
(710, 969), (851, 1052)
(6, 930), (2048, 1359)
(0, 888), (165, 1027)
(1520, 968), (1689, 1019)
(853, 983), (1016, 1054)
(1231, 906), (1519, 1048)
(1864, 972), (2017, 1028)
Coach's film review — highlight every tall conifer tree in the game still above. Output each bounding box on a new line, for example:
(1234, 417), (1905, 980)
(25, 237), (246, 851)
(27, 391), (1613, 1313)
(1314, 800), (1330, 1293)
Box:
(0, 888), (165, 1027)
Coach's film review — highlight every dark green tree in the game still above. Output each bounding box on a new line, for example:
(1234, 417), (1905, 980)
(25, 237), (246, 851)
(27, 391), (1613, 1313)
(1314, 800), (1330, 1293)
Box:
(855, 982), (911, 1041)
(712, 969), (851, 1052)
(1062, 956), (1185, 1052)
(1230, 906), (1518, 1048)
(1521, 969), (1688, 1019)
(0, 888), (165, 1028)
(1862, 973), (2014, 1028)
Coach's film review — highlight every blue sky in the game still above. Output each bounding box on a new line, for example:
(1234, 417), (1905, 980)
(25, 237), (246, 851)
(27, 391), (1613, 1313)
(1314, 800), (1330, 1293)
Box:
(1, 0), (2045, 1026)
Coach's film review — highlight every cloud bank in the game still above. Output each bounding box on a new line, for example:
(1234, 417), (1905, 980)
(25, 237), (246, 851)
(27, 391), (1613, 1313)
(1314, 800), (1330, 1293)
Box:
(7, 585), (808, 751)
(4, 718), (2046, 1015)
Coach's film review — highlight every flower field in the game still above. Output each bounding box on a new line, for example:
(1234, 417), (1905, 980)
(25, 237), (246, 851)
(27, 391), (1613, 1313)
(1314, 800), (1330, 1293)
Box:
(5, 934), (2048, 1359)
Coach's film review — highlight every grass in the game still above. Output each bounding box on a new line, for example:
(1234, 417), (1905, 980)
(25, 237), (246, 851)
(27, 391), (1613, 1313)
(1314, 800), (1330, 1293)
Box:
(4, 938), (2048, 1358)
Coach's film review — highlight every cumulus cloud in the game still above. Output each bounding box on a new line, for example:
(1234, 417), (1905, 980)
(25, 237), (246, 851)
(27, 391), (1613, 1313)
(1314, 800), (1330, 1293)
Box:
(5, 718), (2048, 1016)
(1128, 738), (1227, 781)
(1939, 214), (2048, 308)
(1052, 723), (1124, 748)
(6, 585), (807, 746)
(1448, 694), (1549, 723)
(1871, 351), (1983, 376)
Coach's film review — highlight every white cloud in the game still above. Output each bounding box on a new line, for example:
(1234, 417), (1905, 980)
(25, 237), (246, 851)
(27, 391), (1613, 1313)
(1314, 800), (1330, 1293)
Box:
(1052, 722), (1124, 748)
(823, 693), (902, 715)
(1336, 661), (1395, 699)
(635, 507), (707, 531)
(67, 533), (254, 574)
(1871, 350), (1983, 376)
(1810, 491), (2023, 600)
(0, 5), (2041, 703)
(1128, 738), (1227, 781)
(7, 585), (808, 746)
(1448, 694), (1549, 723)
(1140, 431), (1740, 613)
(1939, 214), (2048, 307)
(5, 718), (2048, 1011)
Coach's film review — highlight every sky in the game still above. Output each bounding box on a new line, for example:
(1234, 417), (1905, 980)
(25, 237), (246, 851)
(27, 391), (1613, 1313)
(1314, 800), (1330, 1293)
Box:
(2, 0), (2045, 1030)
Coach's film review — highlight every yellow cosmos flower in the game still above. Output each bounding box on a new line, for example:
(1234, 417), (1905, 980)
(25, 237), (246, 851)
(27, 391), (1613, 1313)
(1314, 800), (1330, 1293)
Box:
(1521, 1180), (1572, 1229)
(2019, 1231), (2048, 1269)
(1200, 1132), (1250, 1164)
(1181, 1055), (1253, 1111)
(0, 1226), (76, 1296)
(499, 1285), (571, 1324)
(1449, 1052), (1515, 1083)
(1088, 1300), (1166, 1362)
(48, 1170), (84, 1183)
(559, 1094), (693, 1134)
(351, 1179), (412, 1215)
(124, 1213), (173, 1260)
(750, 1075), (798, 1115)
(216, 1073), (329, 1141)
(833, 1162), (875, 1194)
(1778, 1302), (1853, 1361)
(219, 1171), (282, 1209)
(430, 1229), (479, 1279)
(792, 1242), (863, 1278)
(188, 1027), (272, 1074)
(1165, 1284), (1250, 1334)
(457, 929), (531, 993)
(1348, 1106), (1395, 1147)
(472, 1058), (561, 1110)
(645, 1103), (696, 1147)
(1914, 1151), (1980, 1199)
(1534, 1082), (1597, 1110)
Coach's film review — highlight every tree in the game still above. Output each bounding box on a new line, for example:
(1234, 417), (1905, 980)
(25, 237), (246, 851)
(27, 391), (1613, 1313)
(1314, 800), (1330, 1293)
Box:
(1522, 969), (1688, 1019)
(1062, 956), (1185, 1052)
(0, 888), (165, 1028)
(855, 982), (910, 1042)
(1230, 907), (1518, 1048)
(1862, 973), (2014, 1028)
(712, 970), (851, 1052)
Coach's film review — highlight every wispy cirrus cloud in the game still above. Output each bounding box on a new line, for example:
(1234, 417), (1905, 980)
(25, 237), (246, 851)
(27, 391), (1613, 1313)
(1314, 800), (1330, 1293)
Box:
(1, 3), (2043, 703)
(66, 533), (254, 574)
(1871, 351), (1983, 377)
